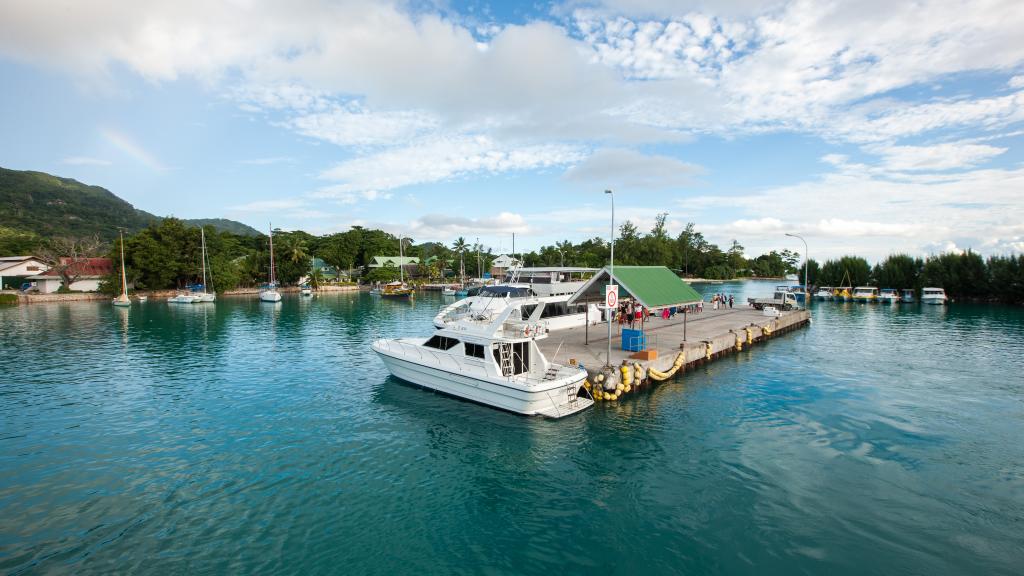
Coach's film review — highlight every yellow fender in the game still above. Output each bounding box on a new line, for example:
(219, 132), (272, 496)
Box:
(705, 342), (713, 360)
(762, 323), (772, 337)
(745, 327), (753, 345)
(620, 364), (633, 387)
(735, 333), (743, 352)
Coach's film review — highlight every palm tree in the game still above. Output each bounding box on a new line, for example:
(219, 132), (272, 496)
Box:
(280, 236), (309, 264)
(452, 237), (468, 283)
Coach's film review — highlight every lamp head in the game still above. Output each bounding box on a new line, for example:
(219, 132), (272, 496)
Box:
(605, 189), (613, 194)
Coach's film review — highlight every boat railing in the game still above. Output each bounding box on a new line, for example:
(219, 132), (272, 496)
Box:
(502, 320), (547, 339)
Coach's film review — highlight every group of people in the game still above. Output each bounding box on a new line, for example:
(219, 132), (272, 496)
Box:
(614, 299), (704, 329)
(711, 293), (733, 310)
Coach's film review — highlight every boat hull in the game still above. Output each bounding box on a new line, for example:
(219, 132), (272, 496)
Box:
(372, 342), (590, 418)
(921, 297), (946, 305)
(195, 293), (216, 303)
(259, 291), (282, 302)
(168, 295), (198, 304)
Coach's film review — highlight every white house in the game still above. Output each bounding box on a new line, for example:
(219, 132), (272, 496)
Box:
(490, 254), (520, 278)
(26, 258), (113, 293)
(0, 256), (49, 290)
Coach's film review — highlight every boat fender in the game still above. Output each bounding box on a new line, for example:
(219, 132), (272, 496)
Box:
(620, 364), (633, 387)
(745, 327), (753, 345)
(705, 342), (713, 360)
(734, 333), (743, 351)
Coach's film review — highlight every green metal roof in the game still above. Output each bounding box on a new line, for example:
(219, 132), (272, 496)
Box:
(567, 266), (703, 309)
(369, 256), (420, 268)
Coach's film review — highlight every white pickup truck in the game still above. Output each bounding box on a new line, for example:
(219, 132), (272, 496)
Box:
(748, 291), (799, 311)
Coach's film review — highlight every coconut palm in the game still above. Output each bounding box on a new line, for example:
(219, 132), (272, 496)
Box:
(451, 237), (468, 282)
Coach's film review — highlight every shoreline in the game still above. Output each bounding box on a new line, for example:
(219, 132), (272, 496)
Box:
(6, 284), (361, 305)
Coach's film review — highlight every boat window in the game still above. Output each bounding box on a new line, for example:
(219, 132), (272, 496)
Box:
(424, 335), (461, 350)
(465, 343), (485, 358)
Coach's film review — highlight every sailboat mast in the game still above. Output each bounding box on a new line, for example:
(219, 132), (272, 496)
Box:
(119, 230), (128, 298)
(398, 234), (404, 284)
(268, 223), (276, 285)
(200, 228), (208, 294)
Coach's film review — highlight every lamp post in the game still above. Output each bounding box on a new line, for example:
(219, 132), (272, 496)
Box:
(558, 250), (564, 268)
(785, 233), (808, 306)
(606, 189), (614, 367)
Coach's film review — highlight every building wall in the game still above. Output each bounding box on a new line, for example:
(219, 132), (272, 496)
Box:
(71, 278), (101, 292)
(35, 278), (62, 294)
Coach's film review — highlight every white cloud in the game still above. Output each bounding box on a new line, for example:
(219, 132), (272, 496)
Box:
(409, 212), (531, 238)
(1009, 76), (1024, 89)
(563, 148), (703, 189)
(60, 156), (111, 166)
(317, 135), (586, 193)
(287, 105), (440, 147)
(872, 142), (1008, 171)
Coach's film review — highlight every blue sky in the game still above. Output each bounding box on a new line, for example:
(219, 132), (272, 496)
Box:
(1, 0), (1023, 261)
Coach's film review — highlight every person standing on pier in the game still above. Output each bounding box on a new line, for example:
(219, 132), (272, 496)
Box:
(729, 295), (734, 309)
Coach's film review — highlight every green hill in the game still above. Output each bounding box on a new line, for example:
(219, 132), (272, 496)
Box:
(0, 167), (158, 241)
(0, 167), (261, 247)
(182, 218), (261, 237)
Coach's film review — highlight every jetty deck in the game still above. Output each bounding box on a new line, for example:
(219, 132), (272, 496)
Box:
(538, 306), (811, 376)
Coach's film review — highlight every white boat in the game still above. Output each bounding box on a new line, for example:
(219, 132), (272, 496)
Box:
(921, 287), (947, 305)
(901, 289), (915, 303)
(168, 293), (198, 304)
(433, 267), (601, 332)
(195, 228), (216, 303)
(301, 286), (313, 296)
(259, 223), (282, 303)
(372, 297), (592, 418)
(813, 286), (833, 301)
(878, 288), (900, 304)
(441, 287), (457, 296)
(136, 295), (147, 302)
(112, 230), (131, 307)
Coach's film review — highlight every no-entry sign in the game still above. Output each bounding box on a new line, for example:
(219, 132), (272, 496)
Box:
(605, 284), (618, 308)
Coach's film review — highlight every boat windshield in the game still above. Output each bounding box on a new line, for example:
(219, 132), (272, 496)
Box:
(479, 286), (534, 298)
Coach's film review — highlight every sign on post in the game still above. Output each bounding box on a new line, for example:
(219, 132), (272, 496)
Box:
(605, 284), (618, 309)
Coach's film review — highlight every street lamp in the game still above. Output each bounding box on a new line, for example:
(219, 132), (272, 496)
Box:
(606, 189), (614, 367)
(785, 233), (809, 307)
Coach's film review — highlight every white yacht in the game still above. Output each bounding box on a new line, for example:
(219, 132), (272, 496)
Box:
(921, 287), (947, 305)
(813, 286), (833, 301)
(373, 298), (592, 418)
(433, 267), (602, 332)
(259, 223), (282, 303)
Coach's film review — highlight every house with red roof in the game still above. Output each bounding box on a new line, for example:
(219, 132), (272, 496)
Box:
(26, 257), (114, 293)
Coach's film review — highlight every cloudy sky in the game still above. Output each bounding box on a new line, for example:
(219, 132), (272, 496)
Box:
(1, 0), (1022, 261)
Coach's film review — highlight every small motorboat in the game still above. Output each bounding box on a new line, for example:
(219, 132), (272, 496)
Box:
(137, 295), (148, 302)
(921, 287), (947, 305)
(878, 288), (900, 304)
(301, 285), (313, 296)
(901, 289), (915, 303)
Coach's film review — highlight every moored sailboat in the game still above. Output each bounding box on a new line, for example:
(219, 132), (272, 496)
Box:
(195, 228), (216, 302)
(259, 223), (282, 303)
(380, 234), (414, 299)
(112, 230), (131, 307)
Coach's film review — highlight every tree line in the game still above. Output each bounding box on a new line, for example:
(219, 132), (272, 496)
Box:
(10, 214), (1023, 304)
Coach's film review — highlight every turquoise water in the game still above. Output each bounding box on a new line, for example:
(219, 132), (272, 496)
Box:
(2, 282), (1023, 575)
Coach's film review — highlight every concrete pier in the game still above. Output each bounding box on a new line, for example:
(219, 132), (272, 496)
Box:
(538, 306), (811, 380)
